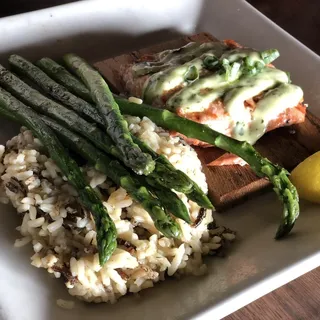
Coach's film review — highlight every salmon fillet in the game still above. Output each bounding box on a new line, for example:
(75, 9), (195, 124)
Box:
(121, 40), (306, 165)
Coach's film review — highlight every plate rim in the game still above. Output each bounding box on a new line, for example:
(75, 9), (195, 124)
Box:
(0, 1), (319, 319)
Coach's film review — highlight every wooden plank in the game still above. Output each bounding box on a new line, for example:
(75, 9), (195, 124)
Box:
(94, 33), (320, 211)
(94, 33), (217, 94)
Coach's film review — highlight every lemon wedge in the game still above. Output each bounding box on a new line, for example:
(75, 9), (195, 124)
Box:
(290, 151), (320, 203)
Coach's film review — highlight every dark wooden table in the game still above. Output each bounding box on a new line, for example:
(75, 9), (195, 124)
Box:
(1, 1), (320, 319)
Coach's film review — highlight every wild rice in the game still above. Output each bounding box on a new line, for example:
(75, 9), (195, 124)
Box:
(1, 119), (235, 304)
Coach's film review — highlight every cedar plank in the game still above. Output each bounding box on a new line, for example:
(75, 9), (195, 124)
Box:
(94, 33), (320, 211)
(94, 33), (217, 94)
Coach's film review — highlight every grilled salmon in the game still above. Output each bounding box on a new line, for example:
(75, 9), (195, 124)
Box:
(121, 40), (306, 165)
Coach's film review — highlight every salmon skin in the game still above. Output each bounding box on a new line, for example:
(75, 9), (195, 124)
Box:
(121, 39), (306, 166)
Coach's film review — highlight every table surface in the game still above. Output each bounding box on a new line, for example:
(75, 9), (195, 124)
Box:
(1, 1), (320, 319)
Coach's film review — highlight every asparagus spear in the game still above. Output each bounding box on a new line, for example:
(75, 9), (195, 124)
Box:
(10, 54), (154, 176)
(9, 55), (102, 125)
(0, 63), (187, 193)
(115, 97), (300, 239)
(62, 53), (155, 176)
(32, 59), (209, 204)
(0, 87), (116, 265)
(149, 186), (190, 223)
(40, 115), (184, 232)
(0, 62), (184, 234)
(9, 61), (192, 196)
(0, 65), (191, 194)
(5, 61), (192, 194)
(132, 135), (213, 209)
(0, 64), (125, 160)
(36, 57), (93, 103)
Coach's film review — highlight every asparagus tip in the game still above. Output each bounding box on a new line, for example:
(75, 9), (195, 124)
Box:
(156, 220), (181, 239)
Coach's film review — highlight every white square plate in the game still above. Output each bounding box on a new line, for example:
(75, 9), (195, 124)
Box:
(0, 1), (320, 319)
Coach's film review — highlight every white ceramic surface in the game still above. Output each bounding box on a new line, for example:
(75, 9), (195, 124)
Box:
(0, 1), (319, 319)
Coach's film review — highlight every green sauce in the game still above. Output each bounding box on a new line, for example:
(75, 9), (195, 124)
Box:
(246, 83), (303, 143)
(221, 48), (263, 64)
(142, 42), (228, 103)
(166, 73), (229, 113)
(138, 42), (304, 144)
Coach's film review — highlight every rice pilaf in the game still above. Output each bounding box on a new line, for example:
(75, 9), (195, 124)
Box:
(0, 116), (235, 303)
